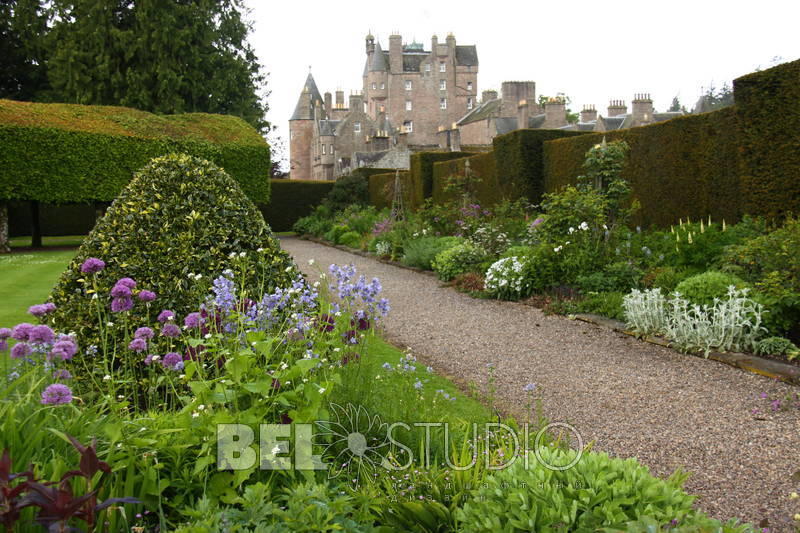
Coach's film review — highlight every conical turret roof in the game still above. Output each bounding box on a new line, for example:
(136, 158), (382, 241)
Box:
(290, 73), (324, 120)
(369, 42), (388, 72)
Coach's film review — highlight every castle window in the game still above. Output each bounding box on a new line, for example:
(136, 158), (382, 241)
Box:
(424, 63), (431, 74)
(403, 120), (413, 133)
(439, 62), (446, 72)
(467, 81), (473, 92)
(440, 98), (447, 110)
(380, 82), (385, 90)
(467, 97), (473, 110)
(405, 100), (412, 111)
(354, 122), (361, 133)
(330, 144), (334, 154)
(321, 144), (326, 155)
(439, 79), (446, 90)
(405, 80), (412, 90)
(371, 82), (376, 90)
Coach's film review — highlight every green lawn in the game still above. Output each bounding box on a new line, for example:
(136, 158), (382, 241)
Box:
(0, 250), (76, 327)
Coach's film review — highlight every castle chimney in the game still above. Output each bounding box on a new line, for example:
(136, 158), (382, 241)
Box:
(335, 90), (344, 108)
(580, 105), (597, 123)
(324, 92), (332, 118)
(389, 33), (402, 73)
(543, 97), (567, 129)
(349, 93), (364, 113)
(608, 100), (627, 117)
(517, 100), (530, 130)
(431, 34), (439, 53)
(631, 93), (654, 125)
(313, 98), (322, 120)
(501, 82), (535, 118)
(446, 32), (456, 50)
(482, 89), (498, 103)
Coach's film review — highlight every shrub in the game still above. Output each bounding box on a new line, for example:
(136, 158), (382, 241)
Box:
(338, 231), (362, 249)
(456, 448), (719, 532)
(575, 291), (626, 321)
(323, 173), (369, 212)
(432, 242), (486, 281)
(642, 266), (694, 292)
(264, 180), (334, 232)
(324, 224), (352, 244)
(520, 243), (562, 292)
(401, 236), (462, 270)
(485, 257), (529, 300)
(754, 336), (798, 357)
(576, 261), (642, 293)
(452, 272), (486, 293)
(675, 271), (747, 307)
(49, 153), (296, 347)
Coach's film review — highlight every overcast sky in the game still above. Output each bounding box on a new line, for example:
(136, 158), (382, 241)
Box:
(245, 0), (800, 168)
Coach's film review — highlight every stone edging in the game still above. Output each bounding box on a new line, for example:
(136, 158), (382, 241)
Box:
(286, 236), (800, 387)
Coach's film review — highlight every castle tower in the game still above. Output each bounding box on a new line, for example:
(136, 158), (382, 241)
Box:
(289, 72), (323, 180)
(366, 40), (388, 118)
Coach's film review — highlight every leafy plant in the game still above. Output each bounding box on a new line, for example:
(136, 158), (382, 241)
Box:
(675, 271), (747, 307)
(576, 261), (642, 293)
(485, 257), (529, 300)
(338, 231), (363, 249)
(574, 291), (626, 321)
(401, 236), (463, 270)
(432, 243), (486, 282)
(754, 336), (799, 358)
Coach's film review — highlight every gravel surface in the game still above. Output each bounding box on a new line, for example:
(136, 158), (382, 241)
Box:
(281, 237), (800, 531)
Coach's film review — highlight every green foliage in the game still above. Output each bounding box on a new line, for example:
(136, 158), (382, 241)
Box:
(401, 236), (463, 270)
(493, 129), (586, 204)
(432, 242), (486, 281)
(537, 186), (607, 243)
(0, 0), (50, 101)
(177, 482), (379, 532)
(46, 0), (269, 130)
(735, 58), (800, 219)
(754, 336), (798, 357)
(576, 262), (643, 293)
(338, 231), (362, 249)
(368, 171), (410, 210)
(642, 266), (695, 293)
(324, 224), (351, 245)
(263, 180), (334, 232)
(409, 151), (472, 201)
(49, 153), (295, 347)
(0, 100), (272, 204)
(456, 448), (712, 532)
(292, 205), (334, 237)
(323, 173), (369, 212)
(574, 291), (626, 321)
(675, 271), (748, 307)
(432, 152), (499, 206)
(335, 205), (381, 235)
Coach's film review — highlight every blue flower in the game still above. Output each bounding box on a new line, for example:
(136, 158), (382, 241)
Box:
(413, 380), (423, 390)
(523, 383), (536, 392)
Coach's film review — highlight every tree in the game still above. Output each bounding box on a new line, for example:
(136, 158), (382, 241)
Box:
(0, 0), (51, 101)
(46, 0), (269, 131)
(695, 82), (734, 113)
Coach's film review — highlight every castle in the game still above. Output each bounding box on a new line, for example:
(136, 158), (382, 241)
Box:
(289, 33), (685, 180)
(289, 32), (478, 180)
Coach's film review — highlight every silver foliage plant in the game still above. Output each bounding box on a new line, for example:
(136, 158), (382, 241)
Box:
(623, 286), (765, 356)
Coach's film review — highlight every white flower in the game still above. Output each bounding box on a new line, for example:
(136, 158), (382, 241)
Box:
(239, 252), (246, 258)
(192, 412), (199, 418)
(91, 294), (98, 300)
(284, 266), (293, 273)
(197, 404), (206, 411)
(554, 246), (563, 253)
(194, 274), (202, 281)
(117, 395), (124, 400)
(313, 281), (320, 288)
(229, 252), (237, 259)
(579, 221), (589, 231)
(280, 362), (288, 370)
(318, 387), (326, 394)
(204, 333), (212, 339)
(188, 273), (195, 279)
(103, 375), (111, 381)
(257, 248), (264, 253)
(568, 227), (575, 234)
(106, 322), (114, 327)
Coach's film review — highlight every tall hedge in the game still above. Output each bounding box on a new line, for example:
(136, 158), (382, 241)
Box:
(493, 129), (586, 204)
(261, 180), (335, 232)
(543, 109), (742, 227)
(368, 171), (413, 210)
(734, 58), (800, 219)
(432, 151), (499, 205)
(409, 151), (472, 201)
(0, 99), (271, 204)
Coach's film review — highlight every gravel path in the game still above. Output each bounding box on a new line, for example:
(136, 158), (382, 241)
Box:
(281, 237), (800, 531)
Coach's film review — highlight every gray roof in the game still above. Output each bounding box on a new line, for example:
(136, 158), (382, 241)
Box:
(599, 116), (627, 130)
(577, 122), (597, 131)
(355, 150), (389, 166)
(653, 111), (685, 122)
(455, 45), (478, 66)
(495, 117), (518, 135)
(290, 73), (324, 120)
(318, 120), (340, 136)
(457, 98), (502, 125)
(370, 43), (389, 71)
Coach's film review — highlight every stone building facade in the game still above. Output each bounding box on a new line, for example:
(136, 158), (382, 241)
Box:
(289, 32), (479, 180)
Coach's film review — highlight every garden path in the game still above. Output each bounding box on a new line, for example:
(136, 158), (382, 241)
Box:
(281, 237), (800, 530)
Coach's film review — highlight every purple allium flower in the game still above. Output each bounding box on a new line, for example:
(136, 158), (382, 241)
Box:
(184, 312), (203, 329)
(41, 383), (72, 405)
(162, 352), (183, 370)
(0, 328), (11, 340)
(138, 290), (156, 302)
(0, 340), (6, 352)
(80, 258), (105, 274)
(116, 277), (137, 289)
(11, 323), (34, 341)
(111, 297), (133, 313)
(28, 303), (56, 317)
(11, 342), (33, 359)
(523, 383), (537, 392)
(134, 327), (154, 340)
(110, 284), (132, 298)
(29, 325), (55, 345)
(161, 323), (181, 338)
(51, 339), (78, 360)
(53, 369), (72, 380)
(128, 338), (148, 353)
(143, 354), (154, 365)
(157, 310), (176, 323)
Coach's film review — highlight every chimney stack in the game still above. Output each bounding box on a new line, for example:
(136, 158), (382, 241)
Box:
(501, 81), (536, 118)
(335, 90), (344, 108)
(349, 93), (364, 113)
(543, 97), (567, 129)
(517, 100), (530, 130)
(608, 100), (627, 117)
(580, 105), (597, 123)
(481, 89), (498, 103)
(389, 33), (402, 73)
(324, 92), (332, 118)
(631, 93), (654, 125)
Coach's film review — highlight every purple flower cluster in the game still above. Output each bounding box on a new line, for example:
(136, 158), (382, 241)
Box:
(212, 271), (237, 313)
(138, 290), (156, 302)
(184, 312), (203, 329)
(372, 218), (394, 236)
(110, 277), (137, 313)
(41, 383), (72, 405)
(28, 302), (56, 317)
(158, 310), (176, 323)
(161, 352), (183, 371)
(251, 276), (319, 333)
(80, 257), (105, 274)
(327, 264), (390, 324)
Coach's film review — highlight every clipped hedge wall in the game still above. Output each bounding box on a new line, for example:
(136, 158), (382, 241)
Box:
(734, 58), (800, 219)
(493, 129), (586, 204)
(432, 151), (499, 205)
(261, 179), (335, 232)
(409, 151), (472, 200)
(368, 171), (411, 210)
(543, 108), (742, 227)
(0, 99), (271, 204)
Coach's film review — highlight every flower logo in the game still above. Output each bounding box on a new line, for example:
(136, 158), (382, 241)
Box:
(315, 403), (391, 479)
